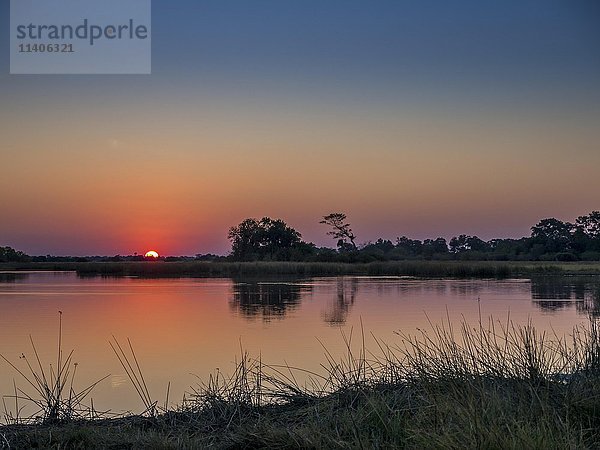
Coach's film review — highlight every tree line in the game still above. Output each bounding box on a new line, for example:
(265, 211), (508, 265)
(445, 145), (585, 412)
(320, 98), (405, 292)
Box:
(1, 211), (599, 262)
(227, 211), (600, 262)
(0, 246), (30, 262)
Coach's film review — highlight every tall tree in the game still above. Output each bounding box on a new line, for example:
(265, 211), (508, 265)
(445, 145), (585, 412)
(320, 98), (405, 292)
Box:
(320, 213), (357, 250)
(574, 211), (600, 253)
(575, 211), (600, 239)
(422, 238), (448, 257)
(395, 236), (423, 256)
(0, 246), (30, 262)
(257, 217), (302, 257)
(228, 217), (303, 260)
(449, 235), (488, 253)
(227, 218), (262, 260)
(530, 218), (573, 253)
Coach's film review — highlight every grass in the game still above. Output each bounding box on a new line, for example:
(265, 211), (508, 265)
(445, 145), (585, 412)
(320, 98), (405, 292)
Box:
(3, 315), (600, 448)
(0, 312), (109, 426)
(3, 260), (600, 279)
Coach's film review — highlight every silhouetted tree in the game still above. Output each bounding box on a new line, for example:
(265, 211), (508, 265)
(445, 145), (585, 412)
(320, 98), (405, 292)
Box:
(573, 211), (600, 255)
(530, 218), (573, 254)
(228, 217), (303, 260)
(422, 238), (449, 258)
(449, 235), (489, 253)
(395, 236), (423, 257)
(576, 211), (600, 238)
(0, 246), (30, 262)
(320, 212), (357, 251)
(228, 218), (262, 259)
(488, 238), (528, 260)
(259, 217), (303, 256)
(359, 239), (395, 261)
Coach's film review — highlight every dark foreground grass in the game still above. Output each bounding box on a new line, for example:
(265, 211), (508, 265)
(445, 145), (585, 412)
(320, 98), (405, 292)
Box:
(3, 260), (600, 278)
(3, 318), (600, 449)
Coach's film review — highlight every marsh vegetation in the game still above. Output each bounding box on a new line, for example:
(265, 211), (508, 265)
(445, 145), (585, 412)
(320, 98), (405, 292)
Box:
(3, 315), (600, 448)
(3, 260), (600, 279)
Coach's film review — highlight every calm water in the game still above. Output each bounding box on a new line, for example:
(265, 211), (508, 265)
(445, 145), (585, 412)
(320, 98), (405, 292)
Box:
(1, 271), (599, 417)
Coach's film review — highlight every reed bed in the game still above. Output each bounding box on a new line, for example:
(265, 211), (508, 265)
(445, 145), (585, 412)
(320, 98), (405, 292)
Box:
(3, 260), (596, 279)
(3, 315), (600, 448)
(0, 312), (109, 426)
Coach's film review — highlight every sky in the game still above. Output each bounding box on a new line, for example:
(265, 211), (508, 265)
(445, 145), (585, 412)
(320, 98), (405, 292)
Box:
(1, 0), (599, 256)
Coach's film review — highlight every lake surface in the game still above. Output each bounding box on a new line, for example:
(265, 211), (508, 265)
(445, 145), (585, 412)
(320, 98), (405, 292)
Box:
(1, 271), (599, 418)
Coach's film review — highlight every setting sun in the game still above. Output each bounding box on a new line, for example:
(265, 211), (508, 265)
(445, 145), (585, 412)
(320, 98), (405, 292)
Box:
(144, 250), (159, 258)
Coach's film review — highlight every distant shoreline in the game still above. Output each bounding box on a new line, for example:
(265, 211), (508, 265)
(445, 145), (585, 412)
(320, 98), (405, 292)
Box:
(2, 260), (600, 278)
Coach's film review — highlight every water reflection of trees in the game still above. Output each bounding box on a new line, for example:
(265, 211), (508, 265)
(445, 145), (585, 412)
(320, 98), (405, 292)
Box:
(531, 277), (600, 317)
(229, 281), (310, 322)
(228, 276), (600, 324)
(0, 273), (29, 283)
(322, 278), (358, 325)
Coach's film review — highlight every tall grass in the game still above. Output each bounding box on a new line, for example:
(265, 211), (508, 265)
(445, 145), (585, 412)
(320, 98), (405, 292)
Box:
(4, 315), (600, 447)
(3, 260), (589, 278)
(0, 312), (108, 425)
(167, 315), (600, 448)
(151, 315), (600, 447)
(109, 336), (161, 417)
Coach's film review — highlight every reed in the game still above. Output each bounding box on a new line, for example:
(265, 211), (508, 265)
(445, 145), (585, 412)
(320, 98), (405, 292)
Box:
(3, 315), (600, 448)
(109, 336), (160, 417)
(0, 312), (109, 425)
(5, 260), (599, 278)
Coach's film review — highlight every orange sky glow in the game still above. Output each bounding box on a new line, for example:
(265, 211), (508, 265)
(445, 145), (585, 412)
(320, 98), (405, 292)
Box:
(1, 2), (599, 256)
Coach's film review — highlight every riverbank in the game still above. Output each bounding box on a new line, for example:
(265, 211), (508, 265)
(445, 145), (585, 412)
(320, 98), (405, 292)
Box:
(3, 377), (595, 448)
(2, 319), (600, 448)
(2, 260), (600, 279)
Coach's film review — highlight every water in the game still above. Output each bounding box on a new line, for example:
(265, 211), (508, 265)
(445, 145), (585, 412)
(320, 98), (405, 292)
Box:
(1, 271), (599, 417)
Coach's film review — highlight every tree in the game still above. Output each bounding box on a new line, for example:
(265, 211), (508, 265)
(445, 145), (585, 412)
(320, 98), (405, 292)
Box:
(228, 217), (303, 260)
(530, 218), (573, 253)
(449, 235), (488, 253)
(422, 238), (449, 258)
(576, 211), (600, 239)
(574, 211), (600, 253)
(395, 236), (423, 257)
(488, 238), (526, 260)
(257, 217), (302, 257)
(360, 239), (395, 261)
(0, 246), (30, 262)
(372, 238), (394, 253)
(320, 213), (357, 251)
(228, 218), (262, 260)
